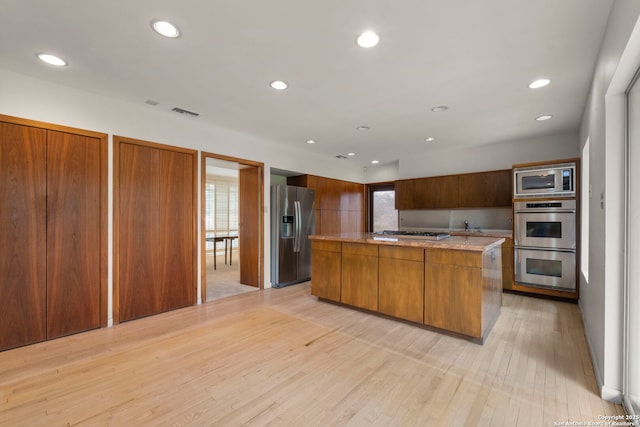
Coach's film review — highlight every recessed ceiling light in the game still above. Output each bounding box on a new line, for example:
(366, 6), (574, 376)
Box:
(431, 106), (448, 112)
(529, 78), (551, 89)
(270, 80), (288, 90)
(151, 20), (180, 38)
(347, 152), (356, 156)
(424, 137), (435, 142)
(356, 125), (370, 131)
(306, 139), (316, 144)
(535, 115), (553, 121)
(371, 160), (380, 164)
(36, 53), (67, 66)
(356, 31), (380, 48)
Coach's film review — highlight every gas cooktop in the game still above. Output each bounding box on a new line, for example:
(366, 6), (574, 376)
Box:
(376, 230), (450, 240)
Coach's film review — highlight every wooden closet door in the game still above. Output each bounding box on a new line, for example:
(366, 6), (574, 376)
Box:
(46, 130), (102, 339)
(0, 122), (47, 351)
(239, 166), (261, 287)
(158, 149), (194, 311)
(118, 143), (161, 321)
(117, 139), (195, 322)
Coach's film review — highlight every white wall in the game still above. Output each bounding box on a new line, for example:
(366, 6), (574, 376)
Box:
(395, 131), (579, 180)
(0, 66), (585, 327)
(578, 0), (640, 402)
(0, 68), (367, 324)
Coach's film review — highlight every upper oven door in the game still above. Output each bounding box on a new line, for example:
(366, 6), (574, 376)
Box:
(514, 211), (576, 250)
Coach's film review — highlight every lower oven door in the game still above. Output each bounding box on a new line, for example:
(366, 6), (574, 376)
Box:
(514, 248), (576, 291)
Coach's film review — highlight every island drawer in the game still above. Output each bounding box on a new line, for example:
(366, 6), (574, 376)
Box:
(425, 248), (482, 268)
(312, 240), (341, 253)
(342, 242), (378, 257)
(379, 246), (424, 262)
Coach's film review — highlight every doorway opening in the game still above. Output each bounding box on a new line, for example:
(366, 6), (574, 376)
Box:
(201, 152), (264, 302)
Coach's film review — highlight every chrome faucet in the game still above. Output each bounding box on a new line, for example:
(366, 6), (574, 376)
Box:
(464, 220), (469, 231)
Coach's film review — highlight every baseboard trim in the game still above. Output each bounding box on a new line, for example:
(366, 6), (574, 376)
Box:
(579, 299), (623, 403)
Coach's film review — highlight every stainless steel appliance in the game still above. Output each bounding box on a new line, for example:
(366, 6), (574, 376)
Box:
(513, 162), (576, 198)
(375, 230), (450, 240)
(270, 185), (315, 288)
(513, 200), (577, 291)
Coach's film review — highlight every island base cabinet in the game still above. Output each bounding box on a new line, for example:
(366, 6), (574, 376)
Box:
(341, 243), (378, 311)
(424, 262), (482, 338)
(310, 241), (342, 302)
(424, 248), (502, 341)
(378, 246), (424, 323)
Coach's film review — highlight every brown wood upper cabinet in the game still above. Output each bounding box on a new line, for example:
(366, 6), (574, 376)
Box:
(414, 175), (459, 209)
(287, 174), (364, 234)
(395, 169), (511, 210)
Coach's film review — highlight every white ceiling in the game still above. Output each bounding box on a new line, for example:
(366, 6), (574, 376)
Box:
(0, 0), (613, 168)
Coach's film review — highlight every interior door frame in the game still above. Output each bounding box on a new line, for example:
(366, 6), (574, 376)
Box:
(201, 152), (264, 301)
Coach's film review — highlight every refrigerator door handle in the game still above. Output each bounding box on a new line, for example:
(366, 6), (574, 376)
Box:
(294, 201), (301, 252)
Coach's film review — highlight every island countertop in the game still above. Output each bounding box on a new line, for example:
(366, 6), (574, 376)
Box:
(309, 232), (505, 252)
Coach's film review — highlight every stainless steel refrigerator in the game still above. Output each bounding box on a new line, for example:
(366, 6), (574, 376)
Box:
(270, 185), (315, 288)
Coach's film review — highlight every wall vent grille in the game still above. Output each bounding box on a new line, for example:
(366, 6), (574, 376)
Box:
(171, 107), (200, 117)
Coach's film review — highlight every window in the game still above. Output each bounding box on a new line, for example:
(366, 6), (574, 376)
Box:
(205, 174), (239, 254)
(369, 184), (398, 232)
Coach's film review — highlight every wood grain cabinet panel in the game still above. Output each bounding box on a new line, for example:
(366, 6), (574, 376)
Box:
(118, 143), (161, 321)
(394, 179), (415, 210)
(483, 170), (512, 207)
(378, 247), (424, 323)
(0, 122), (47, 351)
(288, 175), (364, 234)
(501, 237), (514, 290)
(424, 261), (482, 337)
(46, 131), (102, 339)
(431, 175), (459, 208)
(1, 118), (107, 351)
(311, 241), (341, 302)
(395, 169), (511, 210)
(239, 166), (261, 287)
(458, 173), (486, 207)
(158, 149), (195, 311)
(341, 243), (378, 311)
(424, 247), (501, 340)
(116, 138), (196, 323)
(413, 176), (460, 209)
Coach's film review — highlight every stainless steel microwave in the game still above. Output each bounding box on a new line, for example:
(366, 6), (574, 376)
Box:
(513, 162), (576, 198)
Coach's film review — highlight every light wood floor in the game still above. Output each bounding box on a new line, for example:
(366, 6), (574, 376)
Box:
(0, 283), (625, 426)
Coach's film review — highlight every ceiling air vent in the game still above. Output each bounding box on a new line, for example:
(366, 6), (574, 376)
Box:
(171, 107), (200, 117)
(335, 155), (348, 159)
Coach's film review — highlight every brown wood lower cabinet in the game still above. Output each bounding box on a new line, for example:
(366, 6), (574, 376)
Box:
(310, 236), (503, 343)
(501, 238), (514, 290)
(424, 248), (502, 340)
(378, 246), (424, 323)
(310, 241), (342, 302)
(341, 243), (378, 311)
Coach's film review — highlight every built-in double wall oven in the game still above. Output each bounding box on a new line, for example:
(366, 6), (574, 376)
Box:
(513, 200), (577, 292)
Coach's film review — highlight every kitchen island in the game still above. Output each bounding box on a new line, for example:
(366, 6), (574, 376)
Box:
(309, 233), (504, 343)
